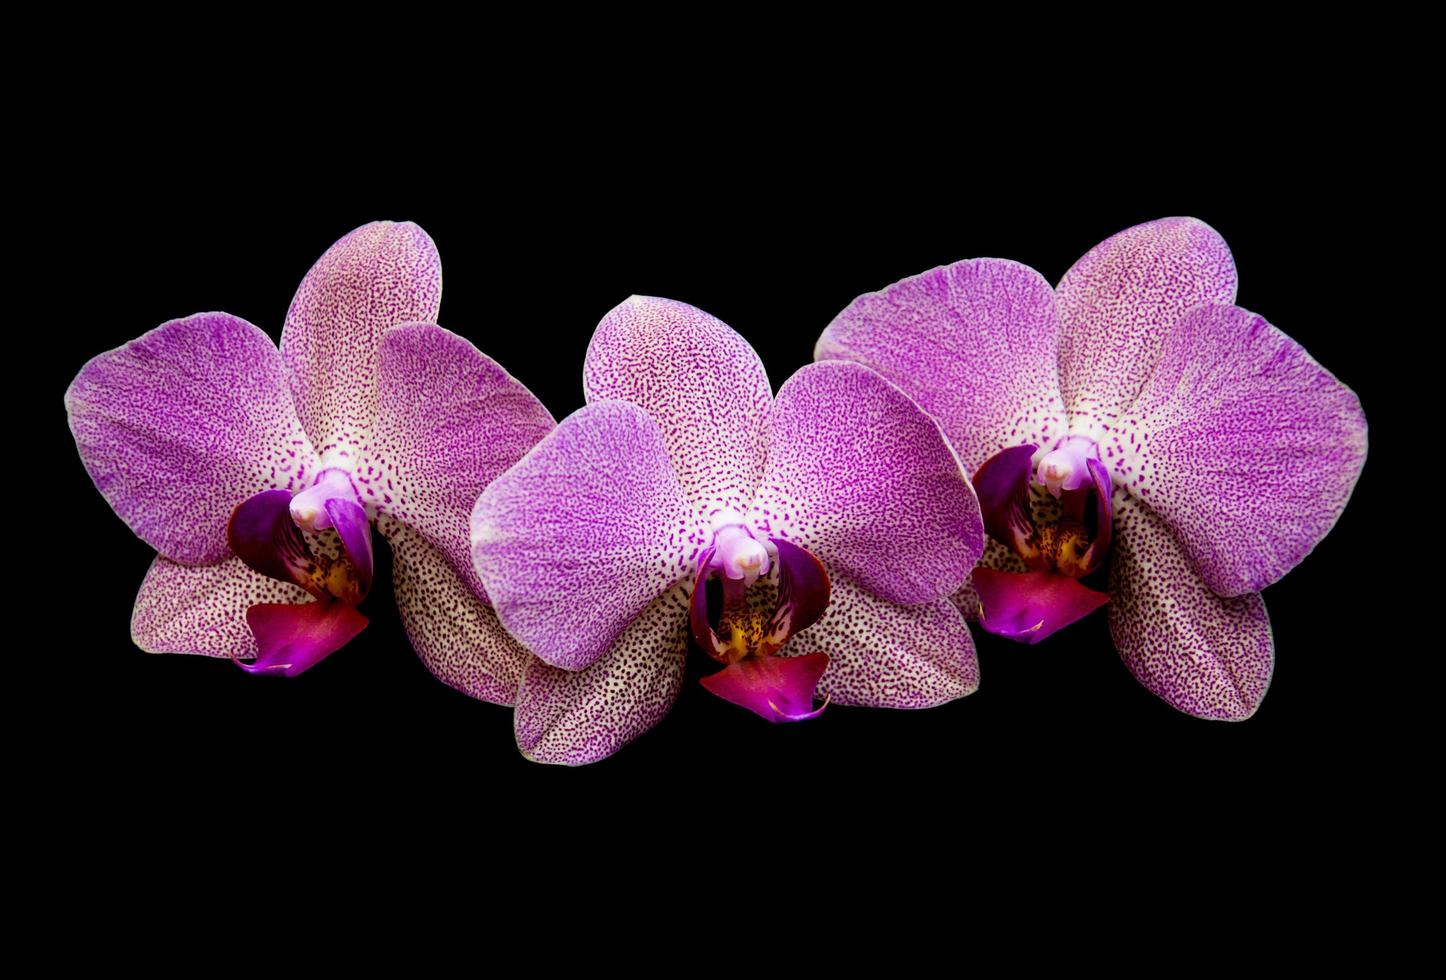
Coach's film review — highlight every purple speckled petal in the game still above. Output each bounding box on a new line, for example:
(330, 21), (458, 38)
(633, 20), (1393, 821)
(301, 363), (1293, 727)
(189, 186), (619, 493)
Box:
(584, 296), (772, 515)
(471, 400), (704, 671)
(65, 313), (317, 565)
(514, 585), (690, 765)
(324, 497), (373, 595)
(1107, 304), (1368, 596)
(1109, 495), (1273, 720)
(817, 258), (1067, 473)
(240, 601), (369, 677)
(131, 556), (311, 659)
(751, 361), (982, 606)
(369, 323), (554, 601)
(972, 567), (1109, 645)
(791, 572), (978, 709)
(700, 652), (830, 723)
(385, 522), (529, 707)
(281, 222), (442, 458)
(1056, 217), (1237, 422)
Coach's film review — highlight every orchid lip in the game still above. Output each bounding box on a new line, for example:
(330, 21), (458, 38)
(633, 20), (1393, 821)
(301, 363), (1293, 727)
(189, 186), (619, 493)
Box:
(688, 531), (832, 722)
(972, 567), (1109, 645)
(700, 651), (831, 724)
(226, 477), (377, 676)
(972, 439), (1115, 646)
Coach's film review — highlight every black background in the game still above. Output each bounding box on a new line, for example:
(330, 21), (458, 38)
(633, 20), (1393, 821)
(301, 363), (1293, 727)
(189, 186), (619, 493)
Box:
(45, 131), (1397, 842)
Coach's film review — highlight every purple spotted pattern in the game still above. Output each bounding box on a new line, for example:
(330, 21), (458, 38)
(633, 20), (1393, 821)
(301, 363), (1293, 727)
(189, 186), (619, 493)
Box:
(818, 217), (1367, 720)
(67, 313), (317, 565)
(474, 296), (984, 765)
(67, 222), (552, 704)
(131, 557), (311, 659)
(815, 258), (1065, 474)
(584, 297), (773, 514)
(1056, 217), (1238, 426)
(282, 221), (443, 461)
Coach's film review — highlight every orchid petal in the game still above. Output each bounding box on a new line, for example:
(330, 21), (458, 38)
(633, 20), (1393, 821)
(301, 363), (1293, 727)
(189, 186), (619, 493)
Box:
(793, 573), (977, 709)
(386, 522), (529, 706)
(817, 258), (1067, 473)
(131, 556), (310, 659)
(240, 600), (369, 677)
(1108, 495), (1273, 720)
(369, 323), (554, 601)
(751, 361), (983, 605)
(65, 313), (317, 565)
(281, 222), (442, 457)
(971, 567), (1109, 645)
(471, 401), (704, 671)
(1109, 304), (1367, 596)
(584, 296), (772, 514)
(700, 652), (830, 723)
(514, 585), (689, 765)
(1056, 217), (1237, 420)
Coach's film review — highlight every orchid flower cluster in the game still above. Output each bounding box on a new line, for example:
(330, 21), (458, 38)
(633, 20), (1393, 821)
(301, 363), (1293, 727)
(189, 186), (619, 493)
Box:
(66, 218), (1366, 764)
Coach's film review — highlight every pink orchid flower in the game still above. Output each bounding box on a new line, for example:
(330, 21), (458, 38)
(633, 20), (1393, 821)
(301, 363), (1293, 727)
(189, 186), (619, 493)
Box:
(471, 296), (985, 764)
(66, 222), (553, 701)
(816, 217), (1367, 719)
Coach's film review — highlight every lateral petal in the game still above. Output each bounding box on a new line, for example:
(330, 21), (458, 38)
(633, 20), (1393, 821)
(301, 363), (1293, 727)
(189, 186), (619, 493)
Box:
(370, 323), (554, 600)
(66, 313), (316, 564)
(1108, 303), (1367, 595)
(752, 361), (982, 605)
(471, 401), (703, 671)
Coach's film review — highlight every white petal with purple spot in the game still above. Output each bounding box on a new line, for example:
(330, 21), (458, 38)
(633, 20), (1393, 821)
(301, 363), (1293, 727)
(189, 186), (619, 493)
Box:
(1108, 495), (1274, 721)
(751, 361), (983, 606)
(1105, 303), (1367, 596)
(131, 555), (312, 659)
(585, 296), (773, 516)
(817, 257), (1067, 474)
(792, 573), (979, 709)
